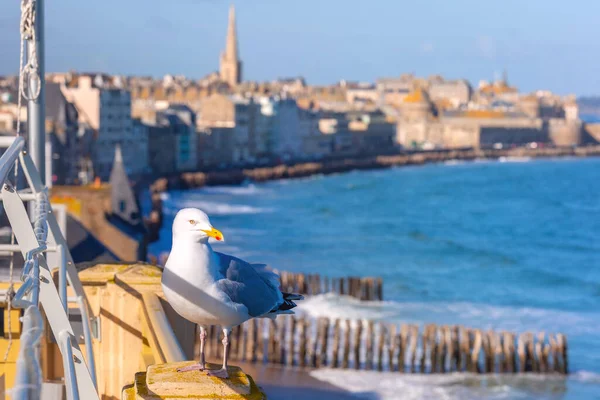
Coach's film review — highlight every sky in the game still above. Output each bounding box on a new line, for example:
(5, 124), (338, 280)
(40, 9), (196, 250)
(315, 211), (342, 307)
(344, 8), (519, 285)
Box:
(0, 0), (599, 96)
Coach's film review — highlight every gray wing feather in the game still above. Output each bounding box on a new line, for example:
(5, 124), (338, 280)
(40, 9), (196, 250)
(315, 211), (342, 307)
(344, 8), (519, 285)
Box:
(215, 252), (283, 317)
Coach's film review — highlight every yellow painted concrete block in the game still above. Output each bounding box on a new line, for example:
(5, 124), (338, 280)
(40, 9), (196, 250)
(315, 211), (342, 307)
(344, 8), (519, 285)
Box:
(116, 264), (162, 285)
(78, 263), (132, 284)
(123, 362), (265, 400)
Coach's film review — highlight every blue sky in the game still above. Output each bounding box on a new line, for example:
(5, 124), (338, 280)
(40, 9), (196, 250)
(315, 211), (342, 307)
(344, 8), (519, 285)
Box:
(0, 0), (598, 95)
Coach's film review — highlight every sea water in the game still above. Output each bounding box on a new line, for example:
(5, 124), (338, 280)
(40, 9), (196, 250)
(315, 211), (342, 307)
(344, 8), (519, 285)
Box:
(148, 157), (600, 399)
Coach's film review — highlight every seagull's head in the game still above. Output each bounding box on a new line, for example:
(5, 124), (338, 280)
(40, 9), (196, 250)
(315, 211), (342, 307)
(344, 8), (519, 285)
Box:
(173, 208), (224, 243)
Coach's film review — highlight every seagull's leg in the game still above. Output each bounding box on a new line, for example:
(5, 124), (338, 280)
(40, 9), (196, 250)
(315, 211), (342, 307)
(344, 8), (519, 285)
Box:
(177, 325), (207, 372)
(207, 326), (231, 379)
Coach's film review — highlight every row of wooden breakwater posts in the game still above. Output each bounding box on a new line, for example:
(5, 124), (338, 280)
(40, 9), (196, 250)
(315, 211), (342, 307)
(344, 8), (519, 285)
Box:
(198, 317), (568, 375)
(277, 270), (383, 301)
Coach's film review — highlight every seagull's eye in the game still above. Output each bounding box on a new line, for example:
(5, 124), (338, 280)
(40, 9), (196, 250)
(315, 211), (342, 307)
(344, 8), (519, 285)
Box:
(189, 220), (196, 225)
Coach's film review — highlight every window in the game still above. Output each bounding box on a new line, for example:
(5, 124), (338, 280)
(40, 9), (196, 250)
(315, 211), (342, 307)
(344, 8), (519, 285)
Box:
(119, 200), (126, 212)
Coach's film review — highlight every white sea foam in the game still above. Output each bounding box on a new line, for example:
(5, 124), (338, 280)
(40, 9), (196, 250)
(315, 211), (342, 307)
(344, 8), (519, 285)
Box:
(571, 370), (600, 384)
(297, 293), (600, 336)
(309, 370), (538, 400)
(310, 368), (600, 400)
(443, 159), (466, 166)
(166, 200), (270, 216)
(200, 184), (266, 196)
(498, 156), (532, 163)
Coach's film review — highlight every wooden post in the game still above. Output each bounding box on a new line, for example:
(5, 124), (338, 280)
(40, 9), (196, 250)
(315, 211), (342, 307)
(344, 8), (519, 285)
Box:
(387, 324), (397, 372)
(524, 332), (534, 372)
(398, 325), (408, 373)
(322, 318), (330, 367)
(332, 319), (341, 368)
(542, 341), (551, 375)
(433, 326), (445, 373)
(353, 320), (363, 369)
(517, 333), (526, 373)
(480, 331), (489, 373)
(230, 325), (240, 361)
(258, 320), (266, 363)
(352, 277), (360, 298)
(237, 322), (246, 361)
(493, 331), (502, 374)
(280, 271), (287, 292)
(315, 318), (326, 368)
(377, 323), (385, 371)
(342, 319), (351, 369)
(420, 325), (429, 373)
(267, 320), (276, 364)
(376, 277), (383, 300)
(459, 326), (469, 372)
(366, 320), (374, 370)
(430, 325), (438, 373)
(279, 317), (287, 364)
(272, 319), (280, 364)
(298, 318), (307, 368)
(339, 278), (346, 296)
(315, 274), (322, 295)
(451, 326), (460, 372)
(287, 317), (296, 366)
(298, 273), (307, 294)
(483, 330), (494, 373)
(442, 326), (451, 373)
(505, 333), (518, 373)
(310, 319), (319, 367)
(557, 334), (568, 374)
(471, 330), (482, 373)
(409, 325), (418, 373)
(246, 319), (257, 363)
(536, 332), (545, 373)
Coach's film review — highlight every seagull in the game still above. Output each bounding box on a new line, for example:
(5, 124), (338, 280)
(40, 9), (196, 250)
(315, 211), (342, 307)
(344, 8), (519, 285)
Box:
(161, 208), (303, 378)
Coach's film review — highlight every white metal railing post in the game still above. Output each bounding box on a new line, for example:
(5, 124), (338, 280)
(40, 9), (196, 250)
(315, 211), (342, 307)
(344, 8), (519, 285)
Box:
(59, 331), (80, 400)
(77, 295), (97, 386)
(57, 243), (67, 313)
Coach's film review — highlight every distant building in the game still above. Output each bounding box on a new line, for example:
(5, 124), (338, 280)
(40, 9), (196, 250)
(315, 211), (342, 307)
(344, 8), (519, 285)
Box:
(376, 74), (415, 106)
(396, 87), (583, 149)
(428, 79), (472, 108)
(198, 93), (252, 164)
(146, 122), (177, 175)
(45, 82), (80, 184)
(63, 74), (145, 180)
(156, 104), (198, 171)
(219, 5), (242, 88)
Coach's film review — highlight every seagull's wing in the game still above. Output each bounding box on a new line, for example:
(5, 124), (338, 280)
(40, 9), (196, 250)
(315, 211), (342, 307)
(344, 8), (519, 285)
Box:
(214, 252), (283, 317)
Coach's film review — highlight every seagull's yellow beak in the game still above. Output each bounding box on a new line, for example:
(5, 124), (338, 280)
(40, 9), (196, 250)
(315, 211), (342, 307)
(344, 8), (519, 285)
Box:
(201, 227), (224, 242)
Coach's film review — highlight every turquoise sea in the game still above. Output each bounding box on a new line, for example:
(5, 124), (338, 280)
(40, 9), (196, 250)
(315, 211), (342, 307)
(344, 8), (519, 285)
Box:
(148, 157), (600, 400)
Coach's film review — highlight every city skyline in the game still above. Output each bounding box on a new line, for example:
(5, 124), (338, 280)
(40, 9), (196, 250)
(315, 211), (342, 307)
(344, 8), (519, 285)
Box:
(0, 0), (599, 95)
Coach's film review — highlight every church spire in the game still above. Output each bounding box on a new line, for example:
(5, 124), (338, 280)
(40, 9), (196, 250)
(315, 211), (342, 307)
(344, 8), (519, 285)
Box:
(220, 4), (243, 87)
(225, 5), (238, 60)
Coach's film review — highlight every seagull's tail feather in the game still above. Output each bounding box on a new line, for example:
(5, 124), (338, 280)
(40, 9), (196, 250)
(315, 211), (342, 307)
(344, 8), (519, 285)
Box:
(265, 291), (304, 318)
(261, 310), (295, 320)
(282, 292), (304, 301)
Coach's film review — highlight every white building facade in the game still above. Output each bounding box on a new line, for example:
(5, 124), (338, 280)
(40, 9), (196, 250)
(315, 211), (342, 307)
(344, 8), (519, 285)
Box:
(64, 75), (147, 180)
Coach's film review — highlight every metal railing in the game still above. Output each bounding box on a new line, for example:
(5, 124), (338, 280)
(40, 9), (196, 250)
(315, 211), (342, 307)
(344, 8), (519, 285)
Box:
(141, 292), (186, 365)
(0, 137), (99, 400)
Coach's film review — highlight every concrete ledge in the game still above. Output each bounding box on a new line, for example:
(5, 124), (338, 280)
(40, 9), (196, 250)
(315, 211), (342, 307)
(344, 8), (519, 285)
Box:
(122, 362), (266, 399)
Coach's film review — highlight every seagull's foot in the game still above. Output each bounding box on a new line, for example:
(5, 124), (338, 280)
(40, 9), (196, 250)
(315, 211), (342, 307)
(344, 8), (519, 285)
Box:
(206, 368), (229, 379)
(177, 363), (205, 372)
